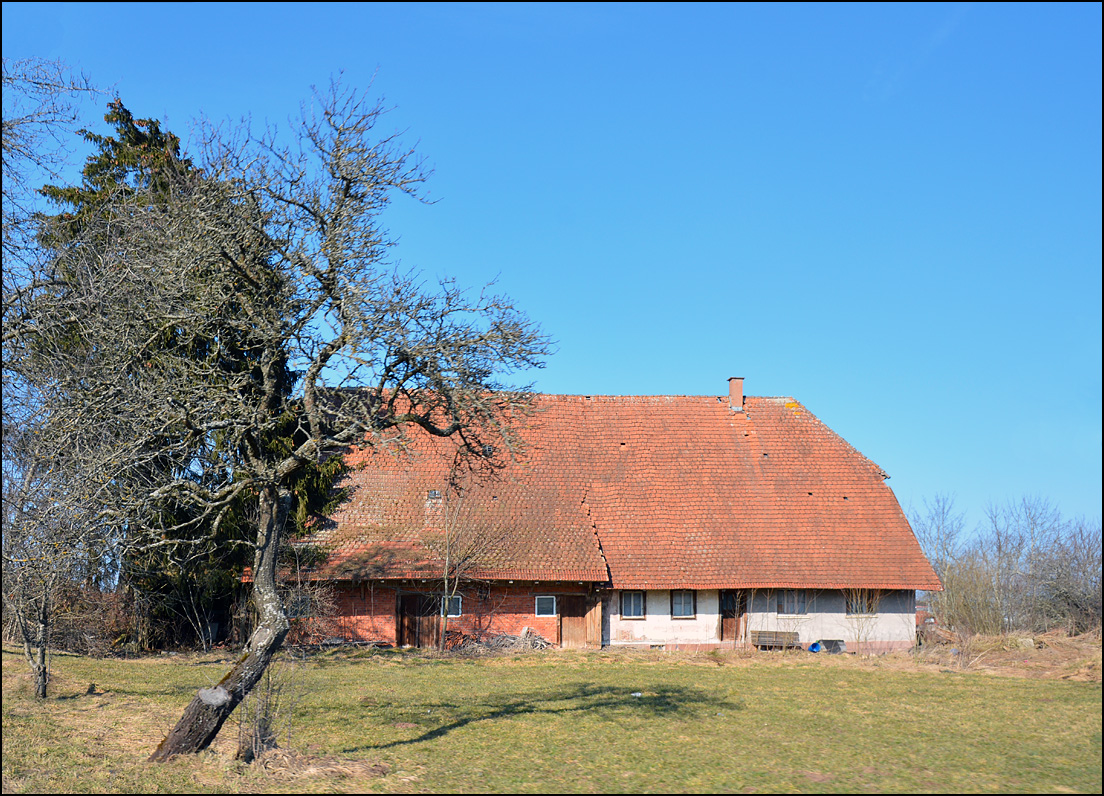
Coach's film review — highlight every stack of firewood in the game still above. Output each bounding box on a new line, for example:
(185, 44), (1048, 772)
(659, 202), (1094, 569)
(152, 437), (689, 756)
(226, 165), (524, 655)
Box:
(452, 629), (552, 655)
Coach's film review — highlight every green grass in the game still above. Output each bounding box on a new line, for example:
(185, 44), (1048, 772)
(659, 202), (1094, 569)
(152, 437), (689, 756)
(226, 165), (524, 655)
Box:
(3, 645), (1101, 793)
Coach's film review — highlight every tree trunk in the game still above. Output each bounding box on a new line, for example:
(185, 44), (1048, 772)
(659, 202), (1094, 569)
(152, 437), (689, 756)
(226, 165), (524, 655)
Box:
(149, 485), (289, 761)
(21, 572), (54, 700)
(438, 572), (450, 651)
(33, 629), (48, 700)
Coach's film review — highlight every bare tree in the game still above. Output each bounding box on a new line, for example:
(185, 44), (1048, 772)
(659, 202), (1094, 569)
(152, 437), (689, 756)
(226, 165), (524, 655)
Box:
(911, 494), (964, 580)
(1, 450), (101, 697)
(844, 588), (883, 656)
(978, 498), (1072, 633)
(2, 58), (103, 698)
(2, 57), (97, 267)
(910, 494), (963, 635)
(744, 588), (768, 649)
(1045, 518), (1102, 633)
(3, 80), (549, 757)
(912, 494), (1100, 638)
(424, 466), (515, 649)
(156, 539), (238, 652)
(279, 531), (340, 647)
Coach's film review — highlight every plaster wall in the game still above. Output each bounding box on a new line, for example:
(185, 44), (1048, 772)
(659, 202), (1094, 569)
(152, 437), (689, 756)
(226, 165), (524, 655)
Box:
(606, 589), (723, 647)
(743, 589), (917, 653)
(605, 589), (917, 652)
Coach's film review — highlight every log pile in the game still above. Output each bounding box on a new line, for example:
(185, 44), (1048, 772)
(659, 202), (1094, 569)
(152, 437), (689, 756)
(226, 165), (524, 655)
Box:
(450, 629), (552, 656)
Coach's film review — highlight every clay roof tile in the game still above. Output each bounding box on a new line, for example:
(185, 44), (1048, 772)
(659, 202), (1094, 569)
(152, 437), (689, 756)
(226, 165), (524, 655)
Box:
(312, 392), (939, 590)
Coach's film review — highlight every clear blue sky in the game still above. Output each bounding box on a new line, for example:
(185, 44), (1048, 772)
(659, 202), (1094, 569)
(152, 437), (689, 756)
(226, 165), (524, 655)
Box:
(4, 2), (1101, 529)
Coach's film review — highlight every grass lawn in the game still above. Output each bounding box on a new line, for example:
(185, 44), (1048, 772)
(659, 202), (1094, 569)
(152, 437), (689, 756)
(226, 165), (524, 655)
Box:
(2, 642), (1101, 793)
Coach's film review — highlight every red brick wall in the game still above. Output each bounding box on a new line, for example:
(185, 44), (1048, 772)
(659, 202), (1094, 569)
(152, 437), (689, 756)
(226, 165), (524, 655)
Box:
(287, 582), (400, 644)
(294, 581), (591, 646)
(335, 582), (401, 643)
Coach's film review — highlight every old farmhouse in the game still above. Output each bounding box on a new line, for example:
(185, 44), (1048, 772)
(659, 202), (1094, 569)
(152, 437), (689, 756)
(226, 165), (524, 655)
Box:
(290, 378), (941, 652)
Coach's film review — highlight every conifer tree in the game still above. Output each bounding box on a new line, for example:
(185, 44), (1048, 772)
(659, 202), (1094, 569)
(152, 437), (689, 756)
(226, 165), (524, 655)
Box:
(4, 81), (548, 756)
(38, 102), (349, 651)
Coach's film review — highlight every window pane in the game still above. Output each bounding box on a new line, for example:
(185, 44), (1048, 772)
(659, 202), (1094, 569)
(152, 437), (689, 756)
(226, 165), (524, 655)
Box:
(288, 594), (311, 618)
(445, 596), (462, 616)
(535, 595), (556, 617)
(847, 590), (877, 614)
(671, 590), (695, 617)
(622, 591), (644, 618)
(778, 590), (807, 615)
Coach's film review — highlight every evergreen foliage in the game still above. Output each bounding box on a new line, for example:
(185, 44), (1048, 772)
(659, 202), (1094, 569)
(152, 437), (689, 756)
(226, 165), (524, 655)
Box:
(35, 102), (351, 650)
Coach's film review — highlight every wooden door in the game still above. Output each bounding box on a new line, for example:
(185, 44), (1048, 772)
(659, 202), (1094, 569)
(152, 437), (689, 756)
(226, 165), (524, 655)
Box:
(720, 590), (746, 642)
(398, 595), (419, 647)
(584, 596), (602, 649)
(398, 594), (440, 648)
(559, 595), (587, 648)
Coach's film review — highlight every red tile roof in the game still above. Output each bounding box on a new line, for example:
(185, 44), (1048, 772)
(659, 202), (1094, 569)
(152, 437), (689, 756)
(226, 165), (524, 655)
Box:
(311, 392), (941, 591)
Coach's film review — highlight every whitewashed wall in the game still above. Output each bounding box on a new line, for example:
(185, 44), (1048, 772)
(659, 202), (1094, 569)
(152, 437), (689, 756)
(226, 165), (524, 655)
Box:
(743, 589), (917, 653)
(605, 590), (723, 647)
(604, 589), (917, 652)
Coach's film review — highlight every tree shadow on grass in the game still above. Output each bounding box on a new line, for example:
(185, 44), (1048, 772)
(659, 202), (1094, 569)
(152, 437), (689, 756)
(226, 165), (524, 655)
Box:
(343, 682), (745, 752)
(53, 681), (212, 699)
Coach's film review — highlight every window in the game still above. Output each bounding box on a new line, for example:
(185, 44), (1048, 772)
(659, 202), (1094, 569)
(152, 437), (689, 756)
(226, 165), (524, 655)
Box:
(621, 590), (645, 619)
(776, 590), (807, 615)
(443, 595), (462, 617)
(670, 590), (696, 618)
(286, 593), (312, 618)
(535, 595), (557, 617)
(846, 589), (880, 615)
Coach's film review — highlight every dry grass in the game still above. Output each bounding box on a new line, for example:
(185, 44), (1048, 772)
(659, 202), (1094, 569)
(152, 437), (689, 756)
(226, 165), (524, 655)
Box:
(3, 636), (1101, 793)
(907, 629), (1103, 681)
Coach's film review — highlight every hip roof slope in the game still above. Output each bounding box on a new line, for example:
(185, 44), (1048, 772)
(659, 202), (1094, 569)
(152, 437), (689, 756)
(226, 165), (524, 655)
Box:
(319, 392), (940, 590)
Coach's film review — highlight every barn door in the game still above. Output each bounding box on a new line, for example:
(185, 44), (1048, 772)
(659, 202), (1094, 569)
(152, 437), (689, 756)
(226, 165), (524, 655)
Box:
(720, 590), (746, 642)
(559, 595), (587, 648)
(398, 594), (440, 648)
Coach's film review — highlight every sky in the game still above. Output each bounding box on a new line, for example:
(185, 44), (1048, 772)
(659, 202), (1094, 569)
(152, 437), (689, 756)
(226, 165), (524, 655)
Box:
(4, 2), (1101, 530)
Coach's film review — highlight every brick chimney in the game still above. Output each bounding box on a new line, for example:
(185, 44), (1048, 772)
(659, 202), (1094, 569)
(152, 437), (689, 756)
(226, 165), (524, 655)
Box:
(728, 377), (744, 412)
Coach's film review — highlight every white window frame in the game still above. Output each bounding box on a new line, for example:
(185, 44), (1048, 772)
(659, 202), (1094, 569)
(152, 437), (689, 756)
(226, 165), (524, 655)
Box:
(535, 595), (557, 617)
(444, 595), (462, 617)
